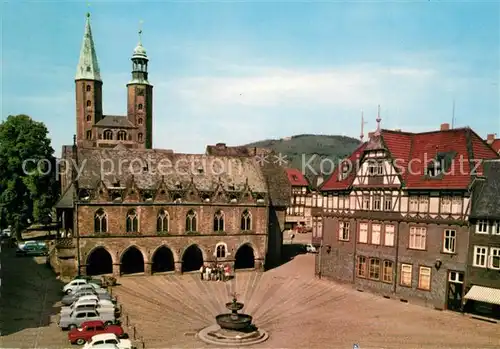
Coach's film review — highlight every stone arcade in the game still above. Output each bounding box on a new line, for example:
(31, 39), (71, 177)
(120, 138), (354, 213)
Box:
(52, 13), (290, 278)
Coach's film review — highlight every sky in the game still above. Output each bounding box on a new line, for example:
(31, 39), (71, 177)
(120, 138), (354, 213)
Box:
(2, 1), (499, 155)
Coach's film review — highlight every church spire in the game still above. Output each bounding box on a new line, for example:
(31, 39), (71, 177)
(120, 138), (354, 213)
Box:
(129, 20), (150, 85)
(75, 12), (102, 81)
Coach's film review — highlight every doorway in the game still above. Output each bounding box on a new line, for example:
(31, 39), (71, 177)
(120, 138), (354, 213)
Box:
(447, 270), (464, 311)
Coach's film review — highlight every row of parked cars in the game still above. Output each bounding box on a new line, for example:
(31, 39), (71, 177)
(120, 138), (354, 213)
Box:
(16, 240), (49, 257)
(59, 276), (135, 349)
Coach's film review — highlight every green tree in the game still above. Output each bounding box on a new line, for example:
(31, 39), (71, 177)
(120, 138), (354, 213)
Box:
(0, 114), (59, 234)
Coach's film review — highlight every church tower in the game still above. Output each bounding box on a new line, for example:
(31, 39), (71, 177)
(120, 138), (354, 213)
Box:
(75, 12), (103, 147)
(127, 26), (153, 149)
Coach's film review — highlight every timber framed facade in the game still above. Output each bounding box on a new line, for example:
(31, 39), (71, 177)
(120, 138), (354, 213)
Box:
(314, 121), (499, 311)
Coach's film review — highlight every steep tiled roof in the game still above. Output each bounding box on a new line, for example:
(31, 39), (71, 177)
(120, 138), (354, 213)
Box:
(95, 115), (135, 128)
(285, 168), (309, 186)
(320, 143), (367, 191)
(470, 160), (500, 219)
(321, 127), (499, 192)
(491, 139), (500, 153)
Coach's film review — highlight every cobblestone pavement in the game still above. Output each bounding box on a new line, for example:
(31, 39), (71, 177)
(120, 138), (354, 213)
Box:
(0, 245), (68, 348)
(113, 254), (500, 349)
(1, 246), (499, 349)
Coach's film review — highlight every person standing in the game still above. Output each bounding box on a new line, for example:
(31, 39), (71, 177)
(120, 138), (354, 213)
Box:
(200, 265), (204, 280)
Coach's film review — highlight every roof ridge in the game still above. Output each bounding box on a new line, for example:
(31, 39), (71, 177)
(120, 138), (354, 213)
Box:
(381, 127), (470, 136)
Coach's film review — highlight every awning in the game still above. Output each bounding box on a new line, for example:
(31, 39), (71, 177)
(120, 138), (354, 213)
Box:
(464, 285), (500, 306)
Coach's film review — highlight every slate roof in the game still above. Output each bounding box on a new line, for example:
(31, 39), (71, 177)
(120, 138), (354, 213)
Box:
(95, 115), (135, 128)
(321, 127), (499, 191)
(285, 168), (309, 187)
(470, 160), (500, 219)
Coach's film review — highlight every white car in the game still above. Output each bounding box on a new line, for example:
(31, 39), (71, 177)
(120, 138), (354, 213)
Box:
(64, 282), (104, 295)
(83, 333), (133, 349)
(60, 298), (116, 315)
(63, 279), (90, 294)
(305, 244), (317, 253)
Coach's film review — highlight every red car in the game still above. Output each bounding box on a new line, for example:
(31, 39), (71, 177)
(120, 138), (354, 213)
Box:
(67, 320), (126, 345)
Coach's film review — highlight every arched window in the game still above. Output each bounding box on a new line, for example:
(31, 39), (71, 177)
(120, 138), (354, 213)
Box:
(86, 85), (91, 92)
(214, 210), (224, 232)
(185, 210), (197, 232)
(126, 209), (139, 233)
(103, 130), (113, 140)
(86, 130), (92, 140)
(117, 130), (127, 141)
(157, 210), (169, 232)
(94, 209), (107, 233)
(138, 133), (143, 142)
(86, 100), (92, 107)
(138, 118), (143, 125)
(241, 210), (252, 231)
(86, 114), (91, 122)
(138, 103), (143, 110)
(216, 243), (227, 258)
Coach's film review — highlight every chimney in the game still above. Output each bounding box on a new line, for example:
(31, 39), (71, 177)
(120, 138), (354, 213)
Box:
(486, 134), (495, 144)
(440, 123), (450, 131)
(394, 129), (402, 132)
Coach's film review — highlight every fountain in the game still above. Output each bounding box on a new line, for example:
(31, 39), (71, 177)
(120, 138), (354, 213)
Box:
(197, 292), (269, 346)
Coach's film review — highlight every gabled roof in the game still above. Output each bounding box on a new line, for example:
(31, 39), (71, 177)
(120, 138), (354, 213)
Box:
(95, 115), (135, 129)
(491, 139), (500, 153)
(285, 168), (309, 187)
(320, 127), (499, 192)
(470, 160), (500, 219)
(320, 143), (367, 191)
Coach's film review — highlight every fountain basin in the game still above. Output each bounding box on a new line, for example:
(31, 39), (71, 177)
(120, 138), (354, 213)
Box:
(216, 313), (253, 331)
(225, 302), (244, 312)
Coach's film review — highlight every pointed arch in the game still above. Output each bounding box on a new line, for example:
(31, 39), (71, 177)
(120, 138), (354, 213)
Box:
(120, 245), (146, 274)
(157, 209), (169, 232)
(213, 210), (224, 232)
(94, 208), (108, 233)
(240, 209), (252, 231)
(126, 209), (139, 232)
(103, 129), (113, 140)
(181, 244), (204, 273)
(234, 243), (256, 270)
(215, 242), (228, 259)
(185, 209), (197, 232)
(86, 246), (113, 276)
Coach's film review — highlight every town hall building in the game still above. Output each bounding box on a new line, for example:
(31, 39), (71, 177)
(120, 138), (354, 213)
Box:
(54, 13), (290, 278)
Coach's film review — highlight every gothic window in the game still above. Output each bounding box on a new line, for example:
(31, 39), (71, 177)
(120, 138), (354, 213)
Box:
(214, 210), (224, 232)
(86, 100), (92, 107)
(186, 210), (197, 232)
(138, 103), (143, 110)
(86, 130), (92, 140)
(216, 243), (227, 258)
(103, 130), (113, 140)
(126, 209), (139, 233)
(240, 210), (252, 230)
(117, 131), (127, 141)
(86, 114), (91, 122)
(138, 118), (143, 125)
(94, 209), (107, 233)
(138, 133), (143, 142)
(86, 85), (91, 92)
(157, 209), (169, 232)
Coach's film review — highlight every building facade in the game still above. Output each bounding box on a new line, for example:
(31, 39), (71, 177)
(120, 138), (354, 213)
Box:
(284, 168), (312, 231)
(54, 14), (290, 278)
(314, 120), (499, 311)
(464, 160), (500, 318)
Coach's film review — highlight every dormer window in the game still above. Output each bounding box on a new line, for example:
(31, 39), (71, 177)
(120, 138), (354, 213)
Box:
(427, 162), (441, 177)
(292, 175), (298, 181)
(368, 161), (383, 176)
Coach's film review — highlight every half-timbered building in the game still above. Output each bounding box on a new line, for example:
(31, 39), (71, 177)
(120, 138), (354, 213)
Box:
(315, 120), (499, 311)
(284, 168), (312, 231)
(464, 160), (500, 318)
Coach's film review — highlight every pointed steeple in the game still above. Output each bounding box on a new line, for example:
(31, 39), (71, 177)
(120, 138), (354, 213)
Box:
(75, 12), (102, 81)
(374, 105), (382, 135)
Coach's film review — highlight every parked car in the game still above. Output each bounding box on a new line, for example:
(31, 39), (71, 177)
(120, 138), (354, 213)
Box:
(62, 290), (114, 306)
(305, 244), (317, 253)
(60, 300), (117, 317)
(68, 321), (126, 345)
(1, 228), (11, 238)
(63, 279), (90, 294)
(73, 275), (104, 287)
(59, 309), (118, 330)
(72, 284), (107, 296)
(82, 333), (133, 349)
(16, 243), (48, 257)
